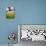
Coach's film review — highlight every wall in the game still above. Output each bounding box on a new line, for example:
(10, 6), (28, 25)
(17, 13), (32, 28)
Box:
(0, 0), (46, 44)
(0, 0), (18, 44)
(16, 0), (46, 24)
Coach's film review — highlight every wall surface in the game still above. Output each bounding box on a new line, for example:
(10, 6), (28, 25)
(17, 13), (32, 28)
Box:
(0, 0), (46, 45)
(0, 0), (18, 44)
(16, 0), (46, 24)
